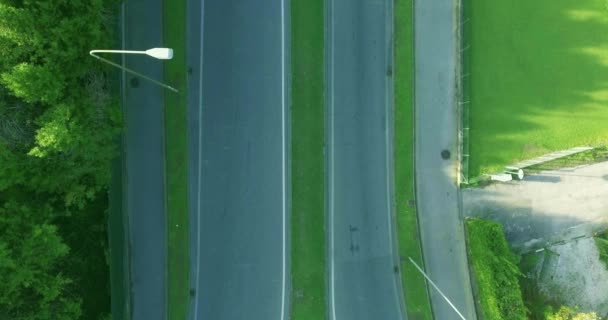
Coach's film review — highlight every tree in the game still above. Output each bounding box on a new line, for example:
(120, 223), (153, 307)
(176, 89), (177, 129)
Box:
(1, 63), (65, 105)
(0, 201), (81, 319)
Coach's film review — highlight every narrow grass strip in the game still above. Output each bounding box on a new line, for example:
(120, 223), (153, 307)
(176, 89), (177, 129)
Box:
(108, 14), (130, 317)
(108, 150), (129, 320)
(162, 1), (190, 319)
(394, 0), (434, 319)
(290, 0), (326, 319)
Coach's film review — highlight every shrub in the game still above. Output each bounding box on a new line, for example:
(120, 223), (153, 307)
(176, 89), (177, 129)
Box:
(594, 233), (608, 270)
(466, 218), (527, 320)
(545, 306), (600, 320)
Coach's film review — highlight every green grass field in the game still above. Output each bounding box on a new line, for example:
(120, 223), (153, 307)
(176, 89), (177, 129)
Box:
(394, 1), (433, 319)
(163, 1), (190, 319)
(290, 0), (326, 319)
(468, 0), (608, 177)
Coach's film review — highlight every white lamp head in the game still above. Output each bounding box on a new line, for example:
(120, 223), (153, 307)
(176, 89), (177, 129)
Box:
(145, 48), (173, 60)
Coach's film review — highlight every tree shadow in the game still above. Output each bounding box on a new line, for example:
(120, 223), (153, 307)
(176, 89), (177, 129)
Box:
(468, 0), (608, 177)
(523, 174), (562, 183)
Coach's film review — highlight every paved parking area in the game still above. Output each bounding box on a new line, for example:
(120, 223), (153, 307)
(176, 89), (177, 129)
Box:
(463, 161), (608, 248)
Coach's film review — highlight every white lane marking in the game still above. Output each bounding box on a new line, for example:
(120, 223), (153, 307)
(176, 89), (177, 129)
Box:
(280, 0), (287, 318)
(193, 0), (205, 319)
(329, 0), (336, 318)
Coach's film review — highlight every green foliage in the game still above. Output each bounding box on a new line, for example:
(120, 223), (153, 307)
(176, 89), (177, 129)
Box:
(0, 0), (121, 208)
(54, 194), (111, 320)
(1, 63), (65, 104)
(0, 90), (39, 151)
(594, 233), (608, 270)
(466, 218), (527, 320)
(0, 0), (118, 318)
(545, 306), (600, 320)
(0, 201), (82, 320)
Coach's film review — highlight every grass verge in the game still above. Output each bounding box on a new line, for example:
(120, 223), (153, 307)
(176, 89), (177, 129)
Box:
(290, 0), (326, 319)
(108, 8), (130, 316)
(526, 146), (608, 173)
(108, 150), (129, 320)
(468, 0), (608, 177)
(394, 0), (433, 318)
(163, 1), (190, 319)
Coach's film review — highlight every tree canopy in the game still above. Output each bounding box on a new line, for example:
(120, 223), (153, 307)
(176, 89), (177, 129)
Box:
(0, 0), (120, 318)
(0, 201), (81, 320)
(0, 0), (121, 208)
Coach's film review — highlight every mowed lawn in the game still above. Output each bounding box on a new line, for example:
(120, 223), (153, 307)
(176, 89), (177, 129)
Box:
(468, 0), (608, 177)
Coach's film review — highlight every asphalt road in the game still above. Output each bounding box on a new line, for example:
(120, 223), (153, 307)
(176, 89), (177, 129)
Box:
(327, 1), (405, 319)
(187, 1), (289, 319)
(414, 1), (477, 319)
(122, 0), (166, 319)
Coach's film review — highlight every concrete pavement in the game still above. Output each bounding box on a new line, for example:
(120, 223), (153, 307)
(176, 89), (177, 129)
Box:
(463, 161), (608, 248)
(414, 0), (477, 319)
(122, 0), (167, 319)
(188, 1), (289, 319)
(327, 1), (405, 319)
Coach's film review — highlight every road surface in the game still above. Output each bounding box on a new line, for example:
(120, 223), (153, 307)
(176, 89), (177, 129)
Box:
(414, 0), (477, 319)
(327, 1), (405, 319)
(122, 0), (166, 319)
(187, 0), (289, 319)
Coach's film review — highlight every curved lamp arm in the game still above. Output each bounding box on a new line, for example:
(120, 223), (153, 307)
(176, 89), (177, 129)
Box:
(89, 49), (178, 93)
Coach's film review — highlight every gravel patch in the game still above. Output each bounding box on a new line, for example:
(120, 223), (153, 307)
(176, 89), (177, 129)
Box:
(538, 238), (608, 316)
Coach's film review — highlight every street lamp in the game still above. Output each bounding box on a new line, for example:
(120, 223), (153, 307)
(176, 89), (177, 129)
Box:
(89, 48), (178, 92)
(408, 257), (468, 320)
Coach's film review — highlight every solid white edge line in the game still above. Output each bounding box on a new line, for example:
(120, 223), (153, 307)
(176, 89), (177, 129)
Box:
(329, 0), (336, 318)
(281, 0), (287, 318)
(193, 0), (204, 319)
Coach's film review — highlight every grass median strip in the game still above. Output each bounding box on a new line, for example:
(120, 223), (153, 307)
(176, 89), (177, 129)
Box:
(163, 0), (189, 319)
(394, 0), (434, 319)
(291, 0), (326, 319)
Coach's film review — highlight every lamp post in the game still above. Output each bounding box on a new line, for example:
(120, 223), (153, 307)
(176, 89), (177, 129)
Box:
(89, 48), (178, 93)
(408, 257), (468, 320)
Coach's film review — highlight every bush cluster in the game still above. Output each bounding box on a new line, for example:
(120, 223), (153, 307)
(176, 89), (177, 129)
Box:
(0, 0), (120, 318)
(466, 218), (528, 320)
(595, 231), (608, 270)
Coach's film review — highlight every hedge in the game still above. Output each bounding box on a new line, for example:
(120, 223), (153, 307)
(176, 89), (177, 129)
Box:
(466, 218), (527, 320)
